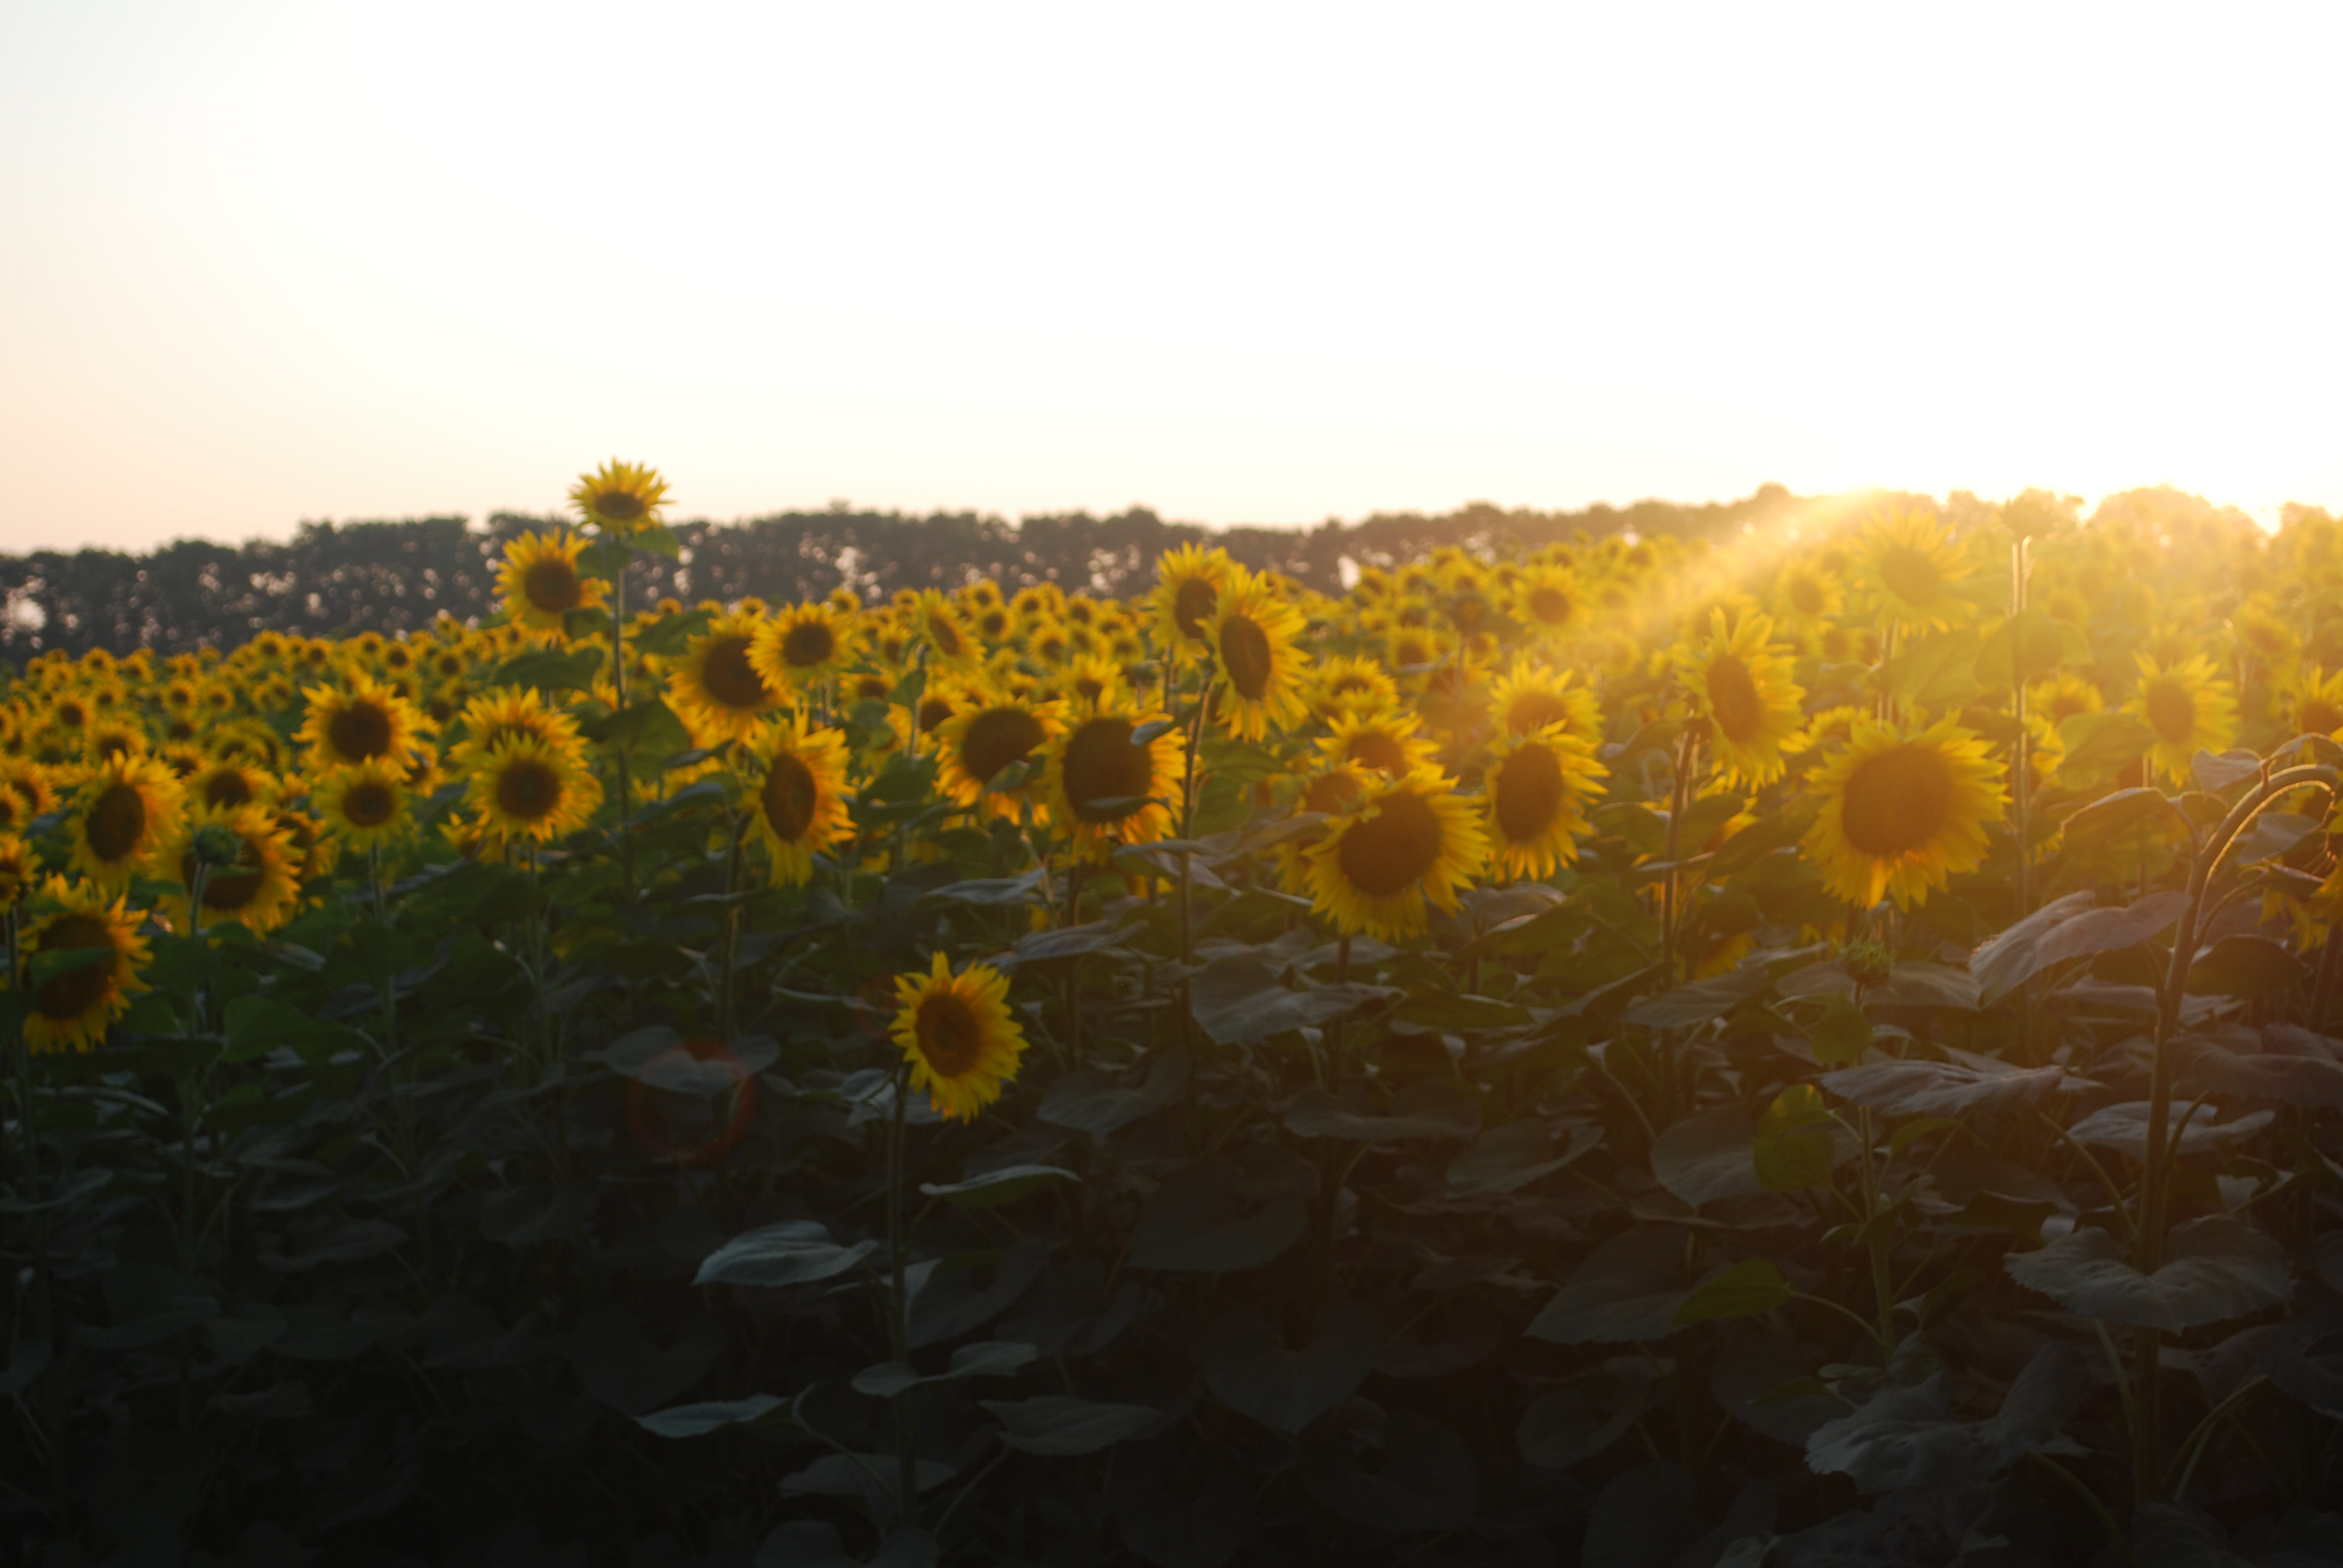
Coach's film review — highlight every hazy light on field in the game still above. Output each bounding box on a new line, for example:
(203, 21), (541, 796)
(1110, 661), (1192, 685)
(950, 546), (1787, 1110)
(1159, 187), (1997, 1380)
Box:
(2, 4), (2339, 552)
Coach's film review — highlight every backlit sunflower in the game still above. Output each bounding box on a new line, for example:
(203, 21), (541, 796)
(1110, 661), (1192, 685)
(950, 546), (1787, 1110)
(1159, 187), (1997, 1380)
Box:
(569, 458), (671, 540)
(466, 734), (603, 844)
(1673, 610), (1805, 789)
(1040, 705), (1183, 851)
(159, 802), (300, 935)
(934, 691), (1063, 822)
(1273, 762), (1369, 895)
(68, 751), (182, 890)
(667, 612), (781, 742)
(1150, 543), (1234, 653)
(1304, 656), (1401, 722)
(1802, 716), (2005, 909)
(2030, 671), (2104, 728)
(742, 713), (854, 886)
(1483, 722), (1607, 881)
(448, 686), (585, 773)
(1303, 766), (1489, 941)
(1770, 557), (1845, 631)
(1057, 654), (1126, 714)
(496, 529), (607, 634)
(2280, 667), (2343, 740)
(1487, 658), (1602, 744)
(298, 678), (428, 770)
(1317, 709), (1439, 779)
(2126, 653), (2238, 786)
(18, 876), (149, 1053)
(1206, 566), (1309, 742)
(752, 603), (859, 690)
(1858, 508), (1965, 635)
(890, 952), (1027, 1122)
(312, 759), (411, 852)
(1506, 562), (1583, 643)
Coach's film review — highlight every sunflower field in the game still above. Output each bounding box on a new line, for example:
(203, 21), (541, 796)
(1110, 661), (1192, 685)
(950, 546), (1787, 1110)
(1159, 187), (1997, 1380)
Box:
(5, 466), (2343, 1566)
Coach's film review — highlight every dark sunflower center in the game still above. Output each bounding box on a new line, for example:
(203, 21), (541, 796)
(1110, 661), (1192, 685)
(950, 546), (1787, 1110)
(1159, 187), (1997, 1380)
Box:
(342, 779), (398, 828)
(33, 915), (115, 1021)
(1789, 576), (1825, 616)
(926, 613), (965, 659)
(56, 702), (87, 729)
(496, 759), (563, 822)
(914, 990), (984, 1078)
(203, 769), (252, 809)
(979, 610), (1009, 639)
(700, 637), (767, 710)
(853, 675), (890, 701)
(1878, 544), (1941, 607)
(1706, 655), (1765, 743)
(1173, 578), (1217, 639)
(1336, 789), (1443, 898)
(2143, 679), (2196, 746)
(1074, 675), (1105, 704)
(1526, 586), (1572, 625)
(917, 697), (953, 734)
(166, 718), (196, 742)
(1303, 770), (1363, 815)
(523, 558), (583, 615)
(781, 621), (836, 669)
(1220, 613), (1274, 700)
(85, 783), (148, 861)
(960, 708), (1046, 788)
(1840, 743), (1955, 859)
(1494, 742), (1566, 841)
(94, 732), (133, 761)
(329, 701), (395, 761)
(596, 491), (646, 523)
(2301, 699), (2343, 737)
(183, 848), (261, 911)
(1061, 718), (1152, 823)
(1346, 730), (1409, 774)
(1394, 638), (1431, 667)
(761, 754), (819, 843)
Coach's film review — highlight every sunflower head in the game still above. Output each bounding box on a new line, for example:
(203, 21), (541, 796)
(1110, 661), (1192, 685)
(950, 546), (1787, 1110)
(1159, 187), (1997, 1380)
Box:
(1207, 566), (1309, 742)
(1041, 707), (1184, 851)
(19, 875), (150, 1053)
(1673, 610), (1805, 789)
(1317, 709), (1438, 779)
(161, 802), (300, 936)
(1802, 716), (2006, 910)
(1858, 508), (1965, 634)
(568, 459), (671, 539)
(1303, 766), (1489, 941)
(1487, 658), (1602, 745)
(1483, 722), (1607, 881)
(465, 734), (603, 844)
(890, 953), (1027, 1122)
(752, 603), (859, 688)
(908, 590), (978, 669)
(69, 752), (183, 890)
(497, 529), (608, 634)
(314, 759), (411, 853)
(0, 835), (30, 909)
(934, 691), (1063, 820)
(667, 612), (780, 742)
(2125, 652), (2239, 786)
(742, 713), (855, 886)
(298, 677), (427, 771)
(1150, 543), (1235, 651)
(1507, 562), (1582, 642)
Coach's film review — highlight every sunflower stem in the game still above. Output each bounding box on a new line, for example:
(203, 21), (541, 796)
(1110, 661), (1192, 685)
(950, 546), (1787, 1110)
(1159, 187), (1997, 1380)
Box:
(885, 1060), (919, 1526)
(717, 810), (746, 1042)
(610, 549), (634, 902)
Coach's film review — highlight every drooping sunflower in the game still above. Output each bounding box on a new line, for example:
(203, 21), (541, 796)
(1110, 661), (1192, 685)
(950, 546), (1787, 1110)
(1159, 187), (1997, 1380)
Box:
(1303, 766), (1489, 941)
(667, 612), (781, 742)
(1040, 705), (1184, 851)
(1673, 611), (1805, 789)
(1317, 708), (1440, 779)
(890, 952), (1027, 1122)
(158, 802), (300, 936)
(742, 713), (855, 887)
(2126, 653), (2239, 786)
(1506, 561), (1583, 644)
(751, 602), (859, 691)
(1205, 566), (1309, 742)
(496, 529), (607, 635)
(466, 734), (603, 844)
(68, 751), (182, 890)
(298, 677), (428, 771)
(1802, 716), (2005, 909)
(933, 691), (1063, 822)
(312, 759), (411, 852)
(1483, 722), (1607, 881)
(18, 876), (150, 1053)
(569, 458), (671, 540)
(1487, 658), (1602, 744)
(1857, 508), (1966, 635)
(1150, 543), (1234, 653)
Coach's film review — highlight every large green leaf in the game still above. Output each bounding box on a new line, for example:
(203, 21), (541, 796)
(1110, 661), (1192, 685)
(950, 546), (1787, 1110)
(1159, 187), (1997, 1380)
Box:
(695, 1221), (877, 1289)
(2005, 1217), (2291, 1330)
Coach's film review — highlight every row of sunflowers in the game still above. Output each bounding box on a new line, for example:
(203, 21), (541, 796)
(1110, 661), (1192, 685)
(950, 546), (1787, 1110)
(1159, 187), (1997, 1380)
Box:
(5, 464), (2343, 1560)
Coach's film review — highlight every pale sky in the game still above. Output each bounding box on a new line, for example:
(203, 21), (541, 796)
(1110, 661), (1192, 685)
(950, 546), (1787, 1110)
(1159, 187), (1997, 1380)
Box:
(3, 4), (2339, 554)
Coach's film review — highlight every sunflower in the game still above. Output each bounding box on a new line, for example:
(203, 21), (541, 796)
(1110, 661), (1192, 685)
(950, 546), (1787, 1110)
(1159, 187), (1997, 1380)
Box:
(1304, 766), (1489, 941)
(742, 713), (854, 886)
(1273, 762), (1371, 894)
(312, 759), (411, 852)
(752, 602), (859, 690)
(497, 529), (607, 634)
(1150, 543), (1234, 653)
(191, 758), (275, 812)
(934, 692), (1063, 821)
(1057, 654), (1126, 713)
(569, 458), (672, 540)
(1304, 655), (1401, 722)
(1483, 722), (1607, 881)
(0, 835), (30, 909)
(2030, 671), (2104, 728)
(1857, 508), (1965, 635)
(270, 806), (335, 882)
(1506, 561), (1583, 643)
(906, 590), (980, 671)
(466, 734), (603, 844)
(18, 877), (150, 1053)
(448, 687), (585, 772)
(298, 677), (427, 771)
(1674, 611), (1805, 789)
(1770, 557), (1845, 631)
(890, 952), (1027, 1122)
(1204, 566), (1308, 742)
(2280, 667), (2343, 740)
(0, 758), (54, 835)
(1487, 658), (1602, 744)
(1040, 705), (1184, 851)
(68, 751), (182, 890)
(1802, 716), (2005, 909)
(158, 802), (300, 936)
(667, 612), (781, 742)
(1317, 709), (1440, 779)
(2125, 653), (2239, 786)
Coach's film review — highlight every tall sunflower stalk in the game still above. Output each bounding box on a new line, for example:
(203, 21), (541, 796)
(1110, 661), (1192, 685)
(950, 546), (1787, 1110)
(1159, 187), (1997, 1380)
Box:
(569, 460), (672, 902)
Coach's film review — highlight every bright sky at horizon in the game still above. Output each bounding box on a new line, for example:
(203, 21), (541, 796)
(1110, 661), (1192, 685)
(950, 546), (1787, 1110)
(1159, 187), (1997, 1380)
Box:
(4, 4), (2339, 555)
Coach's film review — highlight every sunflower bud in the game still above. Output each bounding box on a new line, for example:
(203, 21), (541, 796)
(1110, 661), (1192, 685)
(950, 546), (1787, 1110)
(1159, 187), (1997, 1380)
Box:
(1841, 936), (1895, 988)
(189, 822), (243, 869)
